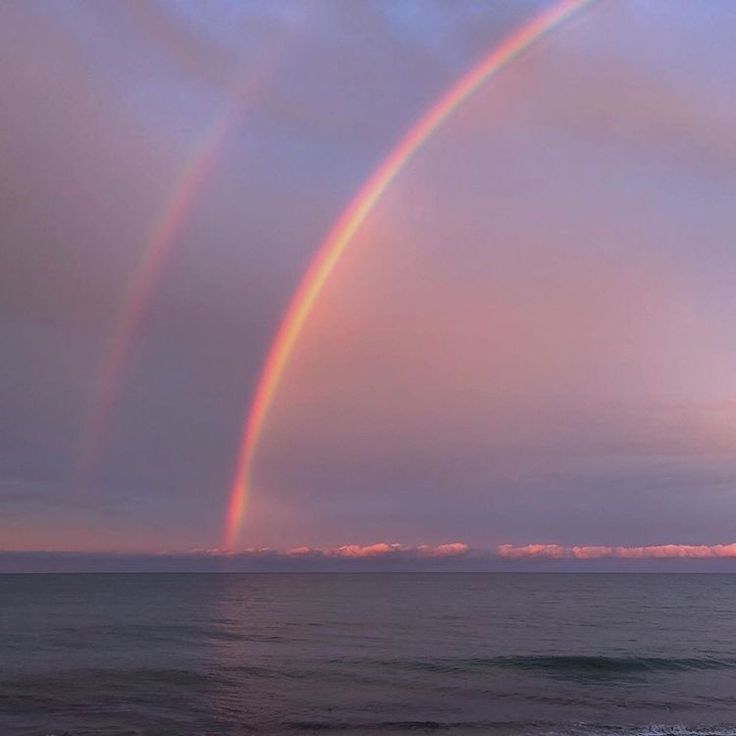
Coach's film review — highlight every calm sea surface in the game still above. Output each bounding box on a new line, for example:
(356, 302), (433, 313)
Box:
(1, 573), (735, 735)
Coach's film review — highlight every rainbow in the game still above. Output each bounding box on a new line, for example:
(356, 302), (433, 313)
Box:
(74, 38), (290, 494)
(223, 0), (598, 548)
(74, 111), (231, 492)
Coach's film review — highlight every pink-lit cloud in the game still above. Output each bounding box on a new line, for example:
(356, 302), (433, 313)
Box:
(186, 542), (471, 559)
(287, 542), (470, 559)
(496, 543), (736, 559)
(187, 542), (736, 561)
(8, 541), (736, 573)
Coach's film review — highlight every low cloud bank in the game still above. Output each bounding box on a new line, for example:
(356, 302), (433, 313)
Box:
(219, 541), (736, 561)
(496, 543), (736, 559)
(199, 542), (471, 560)
(5, 541), (736, 572)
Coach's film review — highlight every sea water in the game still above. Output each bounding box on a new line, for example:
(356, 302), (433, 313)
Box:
(1, 573), (735, 735)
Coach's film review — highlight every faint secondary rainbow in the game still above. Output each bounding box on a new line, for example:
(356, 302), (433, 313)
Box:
(74, 39), (290, 494)
(74, 113), (230, 492)
(223, 0), (598, 548)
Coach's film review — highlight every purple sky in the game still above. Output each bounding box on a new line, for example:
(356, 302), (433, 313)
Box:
(2, 0), (736, 565)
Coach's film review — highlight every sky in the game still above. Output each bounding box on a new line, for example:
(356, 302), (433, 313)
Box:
(2, 0), (736, 569)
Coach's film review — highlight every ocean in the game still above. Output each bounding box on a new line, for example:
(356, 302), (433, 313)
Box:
(1, 573), (735, 735)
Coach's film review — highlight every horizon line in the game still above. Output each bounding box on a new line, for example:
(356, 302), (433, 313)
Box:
(5, 541), (736, 561)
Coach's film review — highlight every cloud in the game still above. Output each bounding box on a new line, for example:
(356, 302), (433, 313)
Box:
(8, 541), (736, 573)
(284, 542), (470, 559)
(176, 542), (470, 561)
(496, 542), (736, 559)
(37, 541), (736, 562)
(416, 542), (470, 557)
(147, 542), (472, 561)
(291, 542), (403, 558)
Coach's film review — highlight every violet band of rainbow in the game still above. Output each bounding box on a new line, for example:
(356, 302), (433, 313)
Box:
(223, 0), (599, 548)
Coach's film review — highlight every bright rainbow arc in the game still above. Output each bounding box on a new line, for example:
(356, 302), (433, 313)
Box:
(223, 0), (598, 548)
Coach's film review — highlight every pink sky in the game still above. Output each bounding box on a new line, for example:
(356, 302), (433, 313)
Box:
(2, 1), (736, 557)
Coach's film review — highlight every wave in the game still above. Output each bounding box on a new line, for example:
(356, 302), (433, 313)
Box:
(285, 719), (478, 731)
(633, 728), (736, 736)
(564, 727), (736, 736)
(35, 725), (736, 736)
(282, 723), (736, 735)
(496, 655), (732, 674)
(391, 654), (736, 676)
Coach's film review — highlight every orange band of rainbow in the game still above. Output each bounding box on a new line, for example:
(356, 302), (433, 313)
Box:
(223, 0), (598, 548)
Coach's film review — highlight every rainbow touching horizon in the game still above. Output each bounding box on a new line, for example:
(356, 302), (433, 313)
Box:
(74, 40), (290, 494)
(223, 0), (598, 548)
